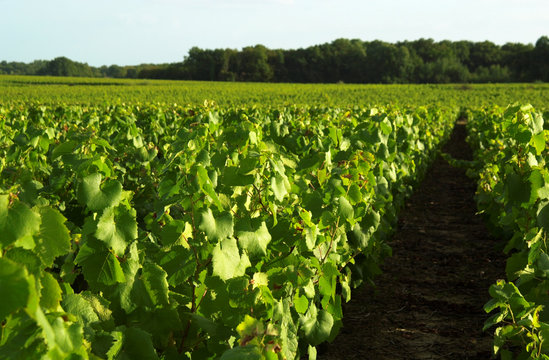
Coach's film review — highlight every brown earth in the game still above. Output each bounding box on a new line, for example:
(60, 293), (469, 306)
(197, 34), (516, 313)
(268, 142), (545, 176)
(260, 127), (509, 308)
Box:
(318, 121), (507, 360)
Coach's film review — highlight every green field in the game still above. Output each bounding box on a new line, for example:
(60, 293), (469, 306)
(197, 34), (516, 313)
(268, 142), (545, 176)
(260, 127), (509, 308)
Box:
(2, 75), (549, 109)
(1, 75), (549, 359)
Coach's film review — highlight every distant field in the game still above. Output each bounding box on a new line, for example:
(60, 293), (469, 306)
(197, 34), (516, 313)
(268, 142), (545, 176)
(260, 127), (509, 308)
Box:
(1, 75), (549, 109)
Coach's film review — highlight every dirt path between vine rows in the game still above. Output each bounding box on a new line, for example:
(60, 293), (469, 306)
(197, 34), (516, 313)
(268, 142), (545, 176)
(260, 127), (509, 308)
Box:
(318, 121), (506, 360)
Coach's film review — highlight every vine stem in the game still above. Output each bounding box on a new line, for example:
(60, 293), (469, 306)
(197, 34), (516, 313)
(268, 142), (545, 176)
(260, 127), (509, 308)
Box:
(321, 217), (340, 264)
(252, 183), (272, 215)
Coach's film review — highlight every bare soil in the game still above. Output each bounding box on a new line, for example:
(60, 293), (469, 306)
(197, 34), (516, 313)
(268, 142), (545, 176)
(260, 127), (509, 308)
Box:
(318, 121), (506, 360)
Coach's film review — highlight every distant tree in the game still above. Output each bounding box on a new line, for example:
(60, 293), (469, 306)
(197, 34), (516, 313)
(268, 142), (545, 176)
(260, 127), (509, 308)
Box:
(409, 38), (439, 63)
(417, 57), (470, 83)
(182, 47), (220, 80)
(501, 42), (534, 81)
(238, 45), (273, 82)
(1, 36), (547, 83)
(105, 64), (127, 78)
(363, 41), (412, 83)
(267, 49), (286, 82)
(532, 36), (549, 81)
(466, 41), (502, 70)
(471, 65), (511, 83)
(38, 57), (95, 77)
(283, 48), (309, 83)
(125, 68), (138, 78)
(328, 39), (367, 83)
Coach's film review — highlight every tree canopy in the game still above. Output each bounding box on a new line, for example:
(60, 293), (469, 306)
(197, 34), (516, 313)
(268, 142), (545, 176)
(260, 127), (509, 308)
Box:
(1, 37), (548, 83)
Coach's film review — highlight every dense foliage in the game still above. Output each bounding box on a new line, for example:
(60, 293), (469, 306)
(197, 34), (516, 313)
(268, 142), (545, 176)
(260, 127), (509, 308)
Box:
(2, 76), (549, 109)
(0, 103), (454, 359)
(467, 105), (549, 359)
(2, 36), (549, 83)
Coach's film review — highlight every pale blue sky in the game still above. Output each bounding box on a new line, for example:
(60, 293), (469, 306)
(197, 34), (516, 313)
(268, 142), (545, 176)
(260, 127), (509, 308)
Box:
(1, 0), (548, 66)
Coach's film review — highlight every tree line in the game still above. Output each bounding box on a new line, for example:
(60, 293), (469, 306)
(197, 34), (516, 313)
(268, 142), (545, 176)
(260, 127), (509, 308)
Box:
(2, 37), (548, 83)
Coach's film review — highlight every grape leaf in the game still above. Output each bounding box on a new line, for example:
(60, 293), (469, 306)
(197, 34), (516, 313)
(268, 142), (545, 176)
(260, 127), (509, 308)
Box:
(62, 293), (100, 326)
(0, 258), (32, 320)
(158, 246), (196, 287)
(142, 262), (169, 307)
(75, 239), (125, 286)
(77, 173), (123, 212)
(0, 195), (41, 249)
(293, 294), (309, 314)
(35, 207), (71, 267)
(40, 272), (62, 310)
(337, 196), (354, 225)
(196, 165), (223, 210)
(212, 237), (251, 281)
(4, 247), (42, 277)
(299, 304), (334, 346)
(95, 205), (137, 257)
(220, 344), (262, 360)
(236, 219), (272, 257)
(50, 317), (86, 355)
(271, 174), (289, 202)
(347, 183), (362, 205)
(199, 208), (234, 242)
(120, 327), (159, 360)
(531, 132), (546, 155)
(51, 140), (79, 158)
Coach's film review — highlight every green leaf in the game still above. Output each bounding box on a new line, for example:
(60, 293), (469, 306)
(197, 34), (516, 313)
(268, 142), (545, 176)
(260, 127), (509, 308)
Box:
(40, 272), (62, 310)
(75, 239), (125, 286)
(120, 327), (159, 360)
(272, 299), (299, 360)
(0, 258), (32, 320)
(35, 207), (71, 267)
(348, 223), (369, 249)
(347, 184), (362, 205)
(529, 170), (548, 203)
(142, 262), (169, 307)
(159, 220), (191, 247)
(220, 344), (262, 360)
(308, 345), (317, 360)
(236, 315), (264, 340)
(62, 293), (100, 325)
(293, 293), (309, 314)
(199, 208), (234, 242)
(536, 253), (549, 278)
(196, 165), (223, 210)
(51, 140), (79, 158)
(4, 247), (42, 277)
(515, 129), (532, 145)
(77, 173), (123, 212)
(50, 317), (85, 355)
(118, 242), (142, 313)
(537, 201), (549, 231)
(337, 196), (354, 225)
(95, 205), (137, 256)
(271, 174), (289, 202)
(236, 219), (272, 257)
(212, 237), (251, 281)
(158, 246), (196, 287)
(221, 166), (255, 186)
(300, 304), (334, 346)
(0, 195), (41, 249)
(505, 251), (528, 280)
(505, 172), (531, 206)
(531, 132), (546, 155)
(483, 310), (508, 331)
(188, 312), (232, 340)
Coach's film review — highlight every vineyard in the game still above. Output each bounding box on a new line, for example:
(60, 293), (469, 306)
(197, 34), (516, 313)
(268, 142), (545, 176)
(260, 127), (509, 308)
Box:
(0, 79), (549, 359)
